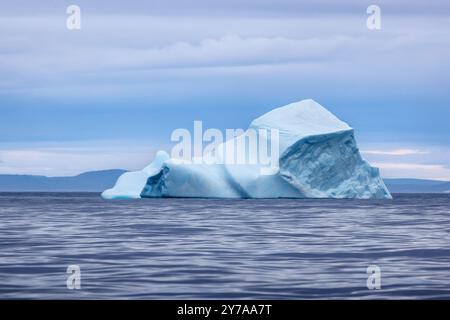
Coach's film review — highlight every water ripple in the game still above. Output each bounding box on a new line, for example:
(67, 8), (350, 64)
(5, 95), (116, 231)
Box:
(0, 193), (450, 299)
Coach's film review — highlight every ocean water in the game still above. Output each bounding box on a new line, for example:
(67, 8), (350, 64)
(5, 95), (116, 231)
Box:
(0, 192), (449, 299)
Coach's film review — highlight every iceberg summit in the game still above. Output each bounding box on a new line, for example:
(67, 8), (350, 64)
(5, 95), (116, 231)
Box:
(102, 99), (392, 199)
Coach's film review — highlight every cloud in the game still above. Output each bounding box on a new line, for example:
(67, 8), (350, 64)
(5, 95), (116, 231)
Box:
(0, 141), (169, 176)
(362, 149), (429, 156)
(1, 12), (450, 96)
(374, 162), (444, 170)
(2, 0), (450, 16)
(374, 162), (450, 180)
(1, 3), (450, 99)
(0, 34), (354, 76)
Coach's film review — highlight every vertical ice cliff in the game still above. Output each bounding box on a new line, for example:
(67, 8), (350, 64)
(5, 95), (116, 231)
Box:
(103, 99), (392, 199)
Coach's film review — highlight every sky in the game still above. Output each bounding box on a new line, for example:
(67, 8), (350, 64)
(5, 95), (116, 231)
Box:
(1, 0), (450, 179)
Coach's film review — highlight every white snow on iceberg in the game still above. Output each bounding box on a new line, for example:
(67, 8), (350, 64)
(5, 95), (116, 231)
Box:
(102, 99), (392, 199)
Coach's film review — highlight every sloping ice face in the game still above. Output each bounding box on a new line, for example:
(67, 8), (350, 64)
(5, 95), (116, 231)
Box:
(101, 151), (169, 199)
(102, 99), (392, 199)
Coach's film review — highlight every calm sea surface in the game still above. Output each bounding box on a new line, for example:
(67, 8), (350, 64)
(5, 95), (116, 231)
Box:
(0, 193), (449, 299)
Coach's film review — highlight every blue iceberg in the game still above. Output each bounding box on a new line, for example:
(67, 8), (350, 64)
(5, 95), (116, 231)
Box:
(102, 99), (391, 199)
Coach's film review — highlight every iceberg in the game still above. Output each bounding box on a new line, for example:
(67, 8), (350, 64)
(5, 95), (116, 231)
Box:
(103, 99), (392, 199)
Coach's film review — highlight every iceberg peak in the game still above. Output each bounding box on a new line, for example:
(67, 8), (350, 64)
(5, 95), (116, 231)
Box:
(249, 99), (351, 154)
(251, 99), (350, 137)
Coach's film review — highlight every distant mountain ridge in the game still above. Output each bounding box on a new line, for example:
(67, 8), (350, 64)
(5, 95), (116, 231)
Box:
(0, 170), (449, 193)
(0, 170), (126, 192)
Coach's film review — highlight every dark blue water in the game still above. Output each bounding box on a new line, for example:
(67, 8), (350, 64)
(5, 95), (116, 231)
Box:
(0, 193), (449, 299)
